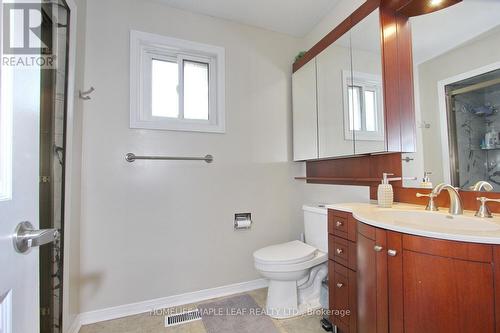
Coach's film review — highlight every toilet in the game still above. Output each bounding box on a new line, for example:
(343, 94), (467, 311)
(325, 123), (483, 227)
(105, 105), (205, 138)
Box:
(253, 204), (328, 319)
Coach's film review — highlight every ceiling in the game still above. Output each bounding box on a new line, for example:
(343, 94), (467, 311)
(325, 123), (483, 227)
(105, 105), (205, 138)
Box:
(411, 0), (500, 64)
(153, 0), (340, 37)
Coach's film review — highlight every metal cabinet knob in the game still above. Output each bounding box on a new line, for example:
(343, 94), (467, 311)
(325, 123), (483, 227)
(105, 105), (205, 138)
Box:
(336, 283), (343, 288)
(13, 221), (60, 254)
(336, 221), (343, 227)
(336, 248), (344, 255)
(374, 245), (383, 252)
(387, 249), (398, 257)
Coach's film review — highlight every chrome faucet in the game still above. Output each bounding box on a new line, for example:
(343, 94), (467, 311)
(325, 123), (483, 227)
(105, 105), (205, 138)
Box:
(431, 183), (464, 215)
(416, 191), (438, 211)
(470, 180), (494, 192)
(475, 197), (500, 218)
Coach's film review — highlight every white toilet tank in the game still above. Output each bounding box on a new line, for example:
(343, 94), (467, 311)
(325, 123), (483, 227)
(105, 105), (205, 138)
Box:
(303, 204), (328, 253)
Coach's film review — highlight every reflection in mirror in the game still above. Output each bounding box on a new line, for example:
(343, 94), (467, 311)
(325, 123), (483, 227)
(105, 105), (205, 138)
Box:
(402, 0), (500, 190)
(316, 31), (354, 158)
(350, 9), (385, 154)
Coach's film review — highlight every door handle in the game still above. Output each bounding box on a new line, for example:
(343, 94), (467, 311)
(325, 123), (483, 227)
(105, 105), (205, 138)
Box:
(13, 221), (60, 254)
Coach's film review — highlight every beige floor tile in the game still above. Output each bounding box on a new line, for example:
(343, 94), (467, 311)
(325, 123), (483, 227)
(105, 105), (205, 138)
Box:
(79, 289), (325, 333)
(278, 313), (325, 333)
(247, 288), (268, 308)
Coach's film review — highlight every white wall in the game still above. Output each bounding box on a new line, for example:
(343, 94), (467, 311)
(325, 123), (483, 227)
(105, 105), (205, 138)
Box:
(301, 0), (364, 50)
(79, 0), (303, 313)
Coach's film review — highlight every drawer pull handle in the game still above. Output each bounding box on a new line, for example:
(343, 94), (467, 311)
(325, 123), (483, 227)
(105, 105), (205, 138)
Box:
(336, 221), (343, 227)
(336, 283), (344, 288)
(387, 249), (398, 257)
(374, 245), (383, 252)
(336, 248), (344, 255)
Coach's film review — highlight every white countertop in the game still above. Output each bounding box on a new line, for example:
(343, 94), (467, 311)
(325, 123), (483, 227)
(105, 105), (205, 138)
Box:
(325, 202), (500, 244)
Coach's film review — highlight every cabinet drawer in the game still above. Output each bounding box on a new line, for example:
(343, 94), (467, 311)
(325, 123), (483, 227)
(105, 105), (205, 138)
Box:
(329, 213), (348, 237)
(329, 235), (357, 271)
(328, 210), (357, 241)
(328, 261), (356, 331)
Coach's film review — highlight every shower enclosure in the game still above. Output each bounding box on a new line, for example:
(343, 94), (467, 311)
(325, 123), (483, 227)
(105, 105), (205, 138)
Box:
(446, 68), (500, 191)
(39, 1), (70, 332)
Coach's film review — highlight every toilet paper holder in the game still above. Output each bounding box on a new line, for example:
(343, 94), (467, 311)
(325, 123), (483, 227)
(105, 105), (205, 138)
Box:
(234, 213), (252, 230)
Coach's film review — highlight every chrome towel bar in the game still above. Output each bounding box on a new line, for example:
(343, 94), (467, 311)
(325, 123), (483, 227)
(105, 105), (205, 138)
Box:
(125, 153), (213, 163)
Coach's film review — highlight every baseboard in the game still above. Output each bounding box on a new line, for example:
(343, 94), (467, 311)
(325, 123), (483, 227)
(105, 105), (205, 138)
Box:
(66, 314), (81, 333)
(75, 278), (268, 328)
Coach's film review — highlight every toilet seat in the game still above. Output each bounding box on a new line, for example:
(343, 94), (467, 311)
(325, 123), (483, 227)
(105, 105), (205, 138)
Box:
(255, 250), (327, 273)
(253, 240), (317, 265)
(253, 241), (327, 273)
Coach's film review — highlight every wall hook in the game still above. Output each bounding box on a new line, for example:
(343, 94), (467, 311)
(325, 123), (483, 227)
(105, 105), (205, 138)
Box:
(79, 87), (95, 100)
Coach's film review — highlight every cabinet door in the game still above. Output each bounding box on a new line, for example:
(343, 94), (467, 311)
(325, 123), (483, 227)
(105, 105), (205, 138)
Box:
(316, 33), (355, 158)
(357, 223), (388, 333)
(350, 8), (386, 154)
(400, 237), (495, 332)
(329, 260), (357, 333)
(292, 59), (318, 161)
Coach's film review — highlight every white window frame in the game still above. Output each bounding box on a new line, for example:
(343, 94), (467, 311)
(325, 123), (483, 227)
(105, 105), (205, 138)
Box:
(0, 1), (13, 201)
(342, 70), (384, 141)
(130, 30), (225, 133)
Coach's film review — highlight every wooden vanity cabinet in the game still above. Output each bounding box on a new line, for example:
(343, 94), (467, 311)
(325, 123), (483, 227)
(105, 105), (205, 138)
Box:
(357, 220), (497, 333)
(328, 209), (357, 333)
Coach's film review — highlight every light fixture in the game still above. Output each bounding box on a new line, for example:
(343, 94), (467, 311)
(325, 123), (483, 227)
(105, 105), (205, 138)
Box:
(429, 0), (444, 7)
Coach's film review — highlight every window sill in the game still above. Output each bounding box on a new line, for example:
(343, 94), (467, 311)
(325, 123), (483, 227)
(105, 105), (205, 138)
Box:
(130, 119), (225, 133)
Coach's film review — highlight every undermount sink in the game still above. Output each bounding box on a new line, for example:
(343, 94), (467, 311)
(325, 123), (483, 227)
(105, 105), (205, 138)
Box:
(368, 209), (500, 233)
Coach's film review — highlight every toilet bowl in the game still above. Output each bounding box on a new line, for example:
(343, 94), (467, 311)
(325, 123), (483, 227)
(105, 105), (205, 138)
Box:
(253, 204), (328, 319)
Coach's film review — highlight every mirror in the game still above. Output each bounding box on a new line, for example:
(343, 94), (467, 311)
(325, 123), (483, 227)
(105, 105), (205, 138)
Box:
(316, 9), (384, 158)
(350, 9), (385, 155)
(403, 0), (500, 190)
(316, 29), (354, 158)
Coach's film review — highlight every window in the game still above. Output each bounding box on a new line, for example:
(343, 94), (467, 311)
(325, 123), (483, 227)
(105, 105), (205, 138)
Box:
(130, 30), (225, 132)
(342, 70), (384, 141)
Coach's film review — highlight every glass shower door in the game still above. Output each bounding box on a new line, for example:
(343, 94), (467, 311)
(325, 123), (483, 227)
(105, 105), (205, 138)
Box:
(39, 1), (69, 332)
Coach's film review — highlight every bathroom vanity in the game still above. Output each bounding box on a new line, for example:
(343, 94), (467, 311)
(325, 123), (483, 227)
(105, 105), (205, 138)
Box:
(327, 203), (500, 333)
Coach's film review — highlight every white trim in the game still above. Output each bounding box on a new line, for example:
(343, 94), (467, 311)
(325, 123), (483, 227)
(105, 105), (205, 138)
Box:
(436, 61), (500, 185)
(69, 279), (267, 329)
(62, 0), (78, 332)
(66, 314), (82, 333)
(130, 30), (226, 133)
(342, 70), (384, 142)
(0, 291), (13, 333)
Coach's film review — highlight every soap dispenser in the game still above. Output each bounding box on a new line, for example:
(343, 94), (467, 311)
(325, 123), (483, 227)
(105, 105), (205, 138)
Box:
(420, 172), (433, 189)
(377, 173), (401, 208)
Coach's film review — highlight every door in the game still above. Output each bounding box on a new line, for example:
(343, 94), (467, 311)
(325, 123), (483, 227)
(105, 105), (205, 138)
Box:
(356, 222), (388, 333)
(316, 32), (355, 158)
(350, 8), (386, 155)
(0, 3), (59, 332)
(0, 59), (41, 332)
(292, 59), (318, 161)
(400, 236), (495, 333)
